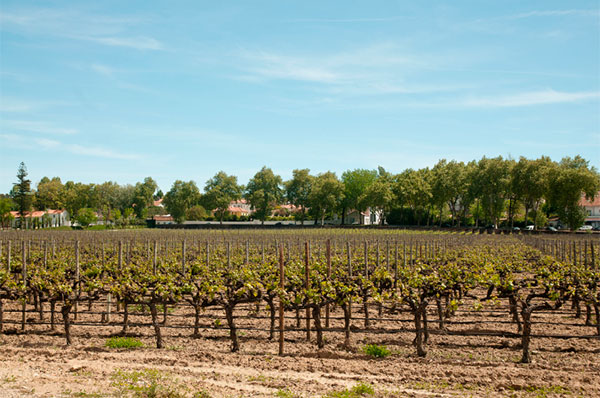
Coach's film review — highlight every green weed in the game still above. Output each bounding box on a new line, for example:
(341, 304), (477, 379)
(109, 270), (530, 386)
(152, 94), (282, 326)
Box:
(105, 336), (144, 349)
(363, 344), (391, 358)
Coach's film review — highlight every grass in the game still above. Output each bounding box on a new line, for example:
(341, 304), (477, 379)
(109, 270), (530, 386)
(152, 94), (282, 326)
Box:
(324, 382), (375, 398)
(363, 344), (391, 358)
(274, 389), (300, 398)
(105, 336), (144, 349)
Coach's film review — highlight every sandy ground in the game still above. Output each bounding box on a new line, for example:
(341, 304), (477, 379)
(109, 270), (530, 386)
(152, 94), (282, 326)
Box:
(0, 299), (598, 398)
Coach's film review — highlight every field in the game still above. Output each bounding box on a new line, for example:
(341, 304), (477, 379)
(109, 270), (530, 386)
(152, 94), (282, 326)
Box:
(0, 229), (598, 398)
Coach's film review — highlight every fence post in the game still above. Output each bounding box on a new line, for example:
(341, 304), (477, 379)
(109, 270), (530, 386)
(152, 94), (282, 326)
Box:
(325, 239), (331, 328)
(74, 241), (80, 321)
(21, 240), (27, 331)
(279, 243), (285, 356)
(305, 241), (310, 342)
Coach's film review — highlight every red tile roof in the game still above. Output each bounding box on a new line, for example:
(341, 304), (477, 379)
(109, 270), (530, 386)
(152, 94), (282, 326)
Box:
(579, 192), (600, 207)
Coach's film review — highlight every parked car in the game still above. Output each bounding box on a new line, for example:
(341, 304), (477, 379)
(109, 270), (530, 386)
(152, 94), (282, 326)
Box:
(525, 225), (534, 231)
(578, 225), (592, 231)
(547, 226), (558, 232)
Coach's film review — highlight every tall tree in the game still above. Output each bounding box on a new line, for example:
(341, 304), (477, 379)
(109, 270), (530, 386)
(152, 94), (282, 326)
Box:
(393, 168), (432, 226)
(341, 169), (377, 225)
(0, 197), (14, 228)
(204, 171), (243, 224)
(308, 172), (344, 225)
(163, 180), (201, 223)
(245, 166), (282, 224)
(474, 156), (510, 228)
(285, 169), (313, 225)
(132, 177), (158, 219)
(512, 157), (554, 229)
(12, 162), (32, 228)
(35, 177), (64, 210)
(547, 156), (600, 230)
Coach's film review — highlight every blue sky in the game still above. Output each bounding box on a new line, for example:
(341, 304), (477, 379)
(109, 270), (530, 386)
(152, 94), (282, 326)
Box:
(1, 1), (599, 193)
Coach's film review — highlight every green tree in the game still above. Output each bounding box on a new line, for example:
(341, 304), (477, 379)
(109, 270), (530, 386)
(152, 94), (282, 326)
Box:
(547, 156), (600, 230)
(204, 171), (242, 224)
(34, 177), (64, 210)
(12, 162), (32, 228)
(474, 156), (510, 228)
(361, 179), (394, 225)
(186, 205), (208, 221)
(132, 177), (158, 219)
(393, 168), (431, 226)
(430, 160), (452, 226)
(75, 208), (97, 228)
(285, 169), (313, 225)
(245, 166), (282, 224)
(512, 156), (554, 229)
(0, 197), (14, 228)
(163, 180), (200, 223)
(341, 169), (377, 225)
(308, 172), (344, 225)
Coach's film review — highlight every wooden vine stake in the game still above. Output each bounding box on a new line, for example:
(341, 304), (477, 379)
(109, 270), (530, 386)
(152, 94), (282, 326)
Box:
(278, 243), (285, 356)
(21, 240), (27, 331)
(74, 241), (80, 321)
(325, 239), (331, 328)
(305, 241), (310, 341)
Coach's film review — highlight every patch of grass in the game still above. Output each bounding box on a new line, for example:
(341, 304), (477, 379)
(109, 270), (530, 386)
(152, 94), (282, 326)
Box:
(363, 344), (391, 358)
(275, 389), (299, 398)
(324, 382), (375, 398)
(110, 368), (186, 398)
(105, 336), (144, 349)
(192, 391), (211, 398)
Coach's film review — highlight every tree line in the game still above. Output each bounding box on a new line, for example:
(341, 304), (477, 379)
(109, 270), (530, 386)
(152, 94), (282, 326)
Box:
(1, 155), (599, 229)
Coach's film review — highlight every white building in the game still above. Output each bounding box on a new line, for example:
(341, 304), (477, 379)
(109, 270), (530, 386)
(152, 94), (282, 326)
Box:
(579, 193), (600, 228)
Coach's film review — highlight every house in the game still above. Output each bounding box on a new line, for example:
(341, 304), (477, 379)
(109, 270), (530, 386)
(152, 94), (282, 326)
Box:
(227, 205), (251, 217)
(153, 198), (164, 207)
(333, 208), (382, 225)
(579, 193), (600, 228)
(10, 209), (70, 229)
(153, 214), (175, 225)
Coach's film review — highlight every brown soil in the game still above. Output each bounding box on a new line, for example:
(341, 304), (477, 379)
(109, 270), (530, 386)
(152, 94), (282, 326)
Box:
(0, 300), (598, 398)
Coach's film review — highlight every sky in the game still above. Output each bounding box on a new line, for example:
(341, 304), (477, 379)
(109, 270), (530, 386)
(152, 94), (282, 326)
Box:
(1, 1), (599, 194)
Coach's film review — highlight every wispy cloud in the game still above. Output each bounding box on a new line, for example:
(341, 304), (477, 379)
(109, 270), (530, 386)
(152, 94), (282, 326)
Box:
(510, 9), (600, 19)
(236, 43), (459, 96)
(86, 36), (163, 51)
(0, 7), (163, 50)
(90, 64), (115, 77)
(2, 119), (78, 135)
(1, 133), (140, 160)
(289, 17), (409, 23)
(458, 90), (600, 108)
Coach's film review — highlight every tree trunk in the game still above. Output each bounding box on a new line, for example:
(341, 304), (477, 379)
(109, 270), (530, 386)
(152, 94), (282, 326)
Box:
(193, 304), (201, 337)
(225, 304), (239, 352)
(268, 298), (276, 340)
(363, 296), (370, 328)
(520, 307), (533, 363)
(436, 297), (445, 330)
(50, 301), (56, 331)
(509, 295), (522, 332)
(413, 304), (427, 357)
(342, 301), (352, 349)
(121, 302), (129, 335)
(149, 302), (163, 348)
(62, 304), (73, 346)
(312, 306), (324, 349)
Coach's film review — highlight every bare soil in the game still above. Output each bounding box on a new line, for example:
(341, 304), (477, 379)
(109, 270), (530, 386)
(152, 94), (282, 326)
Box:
(0, 299), (598, 398)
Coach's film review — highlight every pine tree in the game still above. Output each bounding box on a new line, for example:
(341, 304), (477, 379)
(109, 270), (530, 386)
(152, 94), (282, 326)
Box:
(13, 162), (32, 228)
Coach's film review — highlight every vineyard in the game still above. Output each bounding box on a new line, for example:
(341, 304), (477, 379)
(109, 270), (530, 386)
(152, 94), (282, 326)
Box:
(0, 229), (599, 397)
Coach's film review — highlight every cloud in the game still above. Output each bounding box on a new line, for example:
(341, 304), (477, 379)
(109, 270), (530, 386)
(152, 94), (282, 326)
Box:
(0, 7), (163, 50)
(2, 120), (78, 135)
(86, 36), (163, 51)
(458, 90), (600, 108)
(1, 133), (140, 160)
(66, 144), (140, 160)
(510, 9), (600, 19)
(90, 64), (115, 77)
